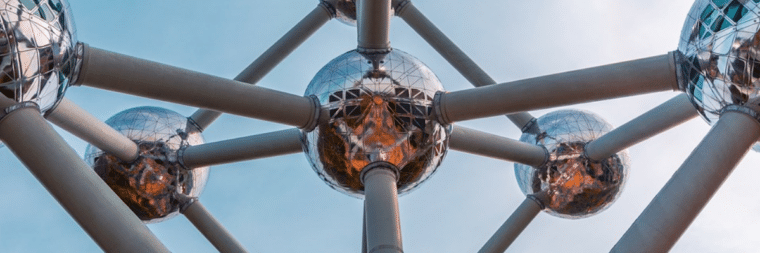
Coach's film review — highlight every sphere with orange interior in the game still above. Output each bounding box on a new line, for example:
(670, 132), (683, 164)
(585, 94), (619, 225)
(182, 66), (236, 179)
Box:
(514, 110), (630, 219)
(301, 49), (450, 198)
(85, 107), (209, 223)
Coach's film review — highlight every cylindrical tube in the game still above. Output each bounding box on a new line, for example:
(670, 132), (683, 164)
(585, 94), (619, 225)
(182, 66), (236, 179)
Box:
(47, 98), (139, 162)
(75, 44), (318, 129)
(189, 109), (222, 132)
(478, 196), (543, 253)
(190, 4), (332, 130)
(396, 2), (489, 88)
(183, 200), (248, 253)
(0, 105), (169, 253)
(237, 4), (331, 84)
(362, 205), (368, 253)
(357, 0), (392, 51)
(449, 125), (546, 167)
(611, 109), (760, 252)
(395, 2), (533, 129)
(436, 53), (678, 124)
(363, 165), (403, 253)
(585, 93), (697, 161)
(180, 128), (303, 168)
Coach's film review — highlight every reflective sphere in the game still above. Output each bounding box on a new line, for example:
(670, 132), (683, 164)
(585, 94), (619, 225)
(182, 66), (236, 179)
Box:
(677, 0), (760, 124)
(85, 107), (209, 223)
(0, 0), (77, 114)
(323, 0), (357, 26)
(514, 110), (629, 219)
(302, 49), (450, 198)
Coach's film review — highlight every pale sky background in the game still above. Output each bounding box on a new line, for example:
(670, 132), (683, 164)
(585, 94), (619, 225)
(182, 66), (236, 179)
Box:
(2, 0), (760, 252)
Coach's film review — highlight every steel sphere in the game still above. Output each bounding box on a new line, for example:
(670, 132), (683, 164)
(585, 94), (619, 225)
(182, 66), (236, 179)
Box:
(322, 0), (357, 26)
(677, 0), (760, 124)
(84, 107), (209, 223)
(302, 49), (450, 198)
(514, 110), (629, 219)
(0, 0), (78, 114)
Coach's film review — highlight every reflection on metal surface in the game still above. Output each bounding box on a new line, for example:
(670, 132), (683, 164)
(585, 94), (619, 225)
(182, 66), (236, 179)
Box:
(84, 107), (209, 223)
(677, 0), (760, 124)
(514, 110), (629, 219)
(322, 0), (357, 26)
(0, 0), (78, 115)
(302, 49), (450, 198)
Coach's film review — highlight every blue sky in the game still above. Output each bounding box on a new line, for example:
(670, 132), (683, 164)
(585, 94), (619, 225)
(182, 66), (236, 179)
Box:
(3, 0), (760, 252)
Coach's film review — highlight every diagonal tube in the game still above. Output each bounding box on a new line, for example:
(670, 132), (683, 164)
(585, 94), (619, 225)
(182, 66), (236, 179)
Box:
(191, 4), (332, 130)
(611, 107), (760, 252)
(478, 193), (547, 253)
(182, 199), (248, 253)
(0, 101), (169, 252)
(449, 125), (546, 167)
(47, 98), (139, 162)
(180, 128), (303, 168)
(585, 93), (698, 161)
(74, 44), (319, 129)
(435, 53), (679, 125)
(394, 1), (534, 129)
(357, 0), (392, 52)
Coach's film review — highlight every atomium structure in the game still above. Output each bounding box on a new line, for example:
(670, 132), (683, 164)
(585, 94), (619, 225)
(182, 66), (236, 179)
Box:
(1, 0), (759, 252)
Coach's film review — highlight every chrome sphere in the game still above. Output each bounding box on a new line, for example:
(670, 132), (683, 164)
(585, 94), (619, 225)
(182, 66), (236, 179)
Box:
(677, 0), (760, 124)
(302, 49), (450, 198)
(0, 0), (78, 114)
(514, 110), (629, 219)
(85, 107), (209, 223)
(322, 0), (357, 26)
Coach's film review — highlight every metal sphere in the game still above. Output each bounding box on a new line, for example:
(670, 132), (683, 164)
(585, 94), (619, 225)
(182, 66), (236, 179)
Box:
(323, 0), (357, 26)
(677, 0), (760, 124)
(84, 107), (209, 223)
(302, 49), (450, 198)
(514, 110), (629, 219)
(0, 0), (78, 114)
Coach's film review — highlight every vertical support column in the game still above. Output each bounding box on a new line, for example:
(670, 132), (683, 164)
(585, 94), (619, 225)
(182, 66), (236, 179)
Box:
(0, 103), (169, 253)
(478, 194), (545, 253)
(362, 163), (403, 253)
(362, 205), (368, 253)
(357, 0), (392, 52)
(182, 199), (248, 253)
(611, 106), (760, 252)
